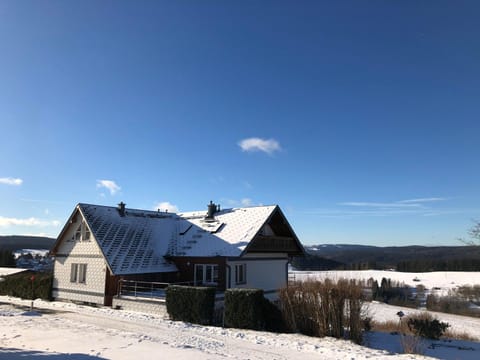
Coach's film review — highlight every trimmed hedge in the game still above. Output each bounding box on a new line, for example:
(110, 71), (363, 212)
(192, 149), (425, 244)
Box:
(224, 288), (266, 330)
(0, 271), (53, 300)
(166, 285), (216, 325)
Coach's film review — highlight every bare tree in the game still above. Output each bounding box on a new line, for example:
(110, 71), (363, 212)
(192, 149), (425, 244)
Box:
(460, 220), (480, 246)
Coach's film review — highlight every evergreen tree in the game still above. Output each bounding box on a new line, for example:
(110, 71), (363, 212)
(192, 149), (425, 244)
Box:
(0, 250), (15, 267)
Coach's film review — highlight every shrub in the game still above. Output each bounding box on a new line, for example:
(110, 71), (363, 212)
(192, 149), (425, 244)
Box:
(426, 293), (479, 317)
(166, 285), (216, 325)
(0, 271), (52, 300)
(407, 313), (449, 340)
(279, 279), (365, 344)
(224, 288), (265, 330)
(262, 298), (286, 332)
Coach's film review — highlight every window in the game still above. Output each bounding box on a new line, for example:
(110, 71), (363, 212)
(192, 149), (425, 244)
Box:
(235, 264), (246, 285)
(70, 263), (78, 282)
(70, 263), (87, 283)
(78, 264), (87, 283)
(73, 221), (91, 241)
(194, 264), (219, 285)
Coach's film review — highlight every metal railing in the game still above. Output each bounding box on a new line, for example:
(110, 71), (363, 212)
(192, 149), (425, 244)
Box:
(117, 279), (194, 299)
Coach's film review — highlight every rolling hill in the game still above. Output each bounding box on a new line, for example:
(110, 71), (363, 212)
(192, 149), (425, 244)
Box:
(0, 235), (56, 252)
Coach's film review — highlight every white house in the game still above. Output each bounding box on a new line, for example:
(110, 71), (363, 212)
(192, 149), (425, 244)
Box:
(51, 201), (304, 306)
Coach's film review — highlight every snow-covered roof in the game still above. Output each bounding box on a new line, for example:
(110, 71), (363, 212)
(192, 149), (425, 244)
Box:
(175, 205), (277, 257)
(79, 204), (178, 275)
(72, 203), (279, 275)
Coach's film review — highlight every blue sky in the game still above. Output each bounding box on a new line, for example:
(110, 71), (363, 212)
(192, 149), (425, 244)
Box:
(1, 1), (479, 246)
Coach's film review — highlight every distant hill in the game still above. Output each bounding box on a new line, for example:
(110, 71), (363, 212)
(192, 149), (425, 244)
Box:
(0, 235), (56, 252)
(303, 244), (480, 270)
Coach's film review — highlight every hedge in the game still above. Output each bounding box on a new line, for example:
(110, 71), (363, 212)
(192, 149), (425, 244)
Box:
(224, 288), (266, 330)
(166, 285), (216, 325)
(0, 271), (53, 300)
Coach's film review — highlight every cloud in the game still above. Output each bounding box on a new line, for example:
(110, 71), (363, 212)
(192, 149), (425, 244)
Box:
(153, 201), (179, 213)
(238, 137), (281, 155)
(96, 180), (121, 195)
(0, 216), (60, 228)
(0, 177), (23, 186)
(397, 197), (447, 204)
(339, 197), (447, 209)
(241, 198), (253, 206)
(339, 202), (422, 209)
(304, 197), (452, 218)
(223, 198), (263, 208)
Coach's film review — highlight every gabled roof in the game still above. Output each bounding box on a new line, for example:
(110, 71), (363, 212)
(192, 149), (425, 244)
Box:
(54, 204), (178, 275)
(54, 202), (301, 275)
(174, 205), (277, 257)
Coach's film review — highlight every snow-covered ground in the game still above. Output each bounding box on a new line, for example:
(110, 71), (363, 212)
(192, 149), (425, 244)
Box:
(0, 268), (27, 277)
(2, 271), (480, 359)
(291, 270), (480, 296)
(0, 295), (427, 360)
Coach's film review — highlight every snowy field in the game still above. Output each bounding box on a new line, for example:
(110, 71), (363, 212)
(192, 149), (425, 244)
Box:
(290, 270), (480, 296)
(1, 271), (480, 359)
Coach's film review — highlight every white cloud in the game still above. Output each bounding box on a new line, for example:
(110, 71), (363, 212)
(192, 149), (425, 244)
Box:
(340, 197), (447, 209)
(339, 202), (422, 208)
(238, 137), (281, 155)
(397, 197), (447, 204)
(308, 197), (452, 218)
(241, 198), (253, 206)
(223, 198), (262, 208)
(0, 177), (23, 186)
(96, 180), (121, 195)
(153, 201), (179, 213)
(0, 216), (60, 228)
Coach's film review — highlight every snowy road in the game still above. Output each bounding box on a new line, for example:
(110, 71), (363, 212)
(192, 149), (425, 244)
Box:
(0, 296), (427, 360)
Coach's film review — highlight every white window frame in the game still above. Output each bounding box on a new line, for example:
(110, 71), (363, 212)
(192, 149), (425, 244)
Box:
(235, 263), (246, 285)
(194, 264), (219, 286)
(73, 221), (91, 242)
(70, 263), (87, 284)
(70, 263), (78, 282)
(78, 264), (87, 283)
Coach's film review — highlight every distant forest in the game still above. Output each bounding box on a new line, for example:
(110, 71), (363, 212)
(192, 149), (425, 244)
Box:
(293, 244), (480, 272)
(0, 235), (55, 252)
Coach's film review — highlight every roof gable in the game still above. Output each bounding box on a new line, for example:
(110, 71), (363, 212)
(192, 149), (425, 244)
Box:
(243, 206), (305, 255)
(54, 202), (302, 275)
(174, 205), (277, 257)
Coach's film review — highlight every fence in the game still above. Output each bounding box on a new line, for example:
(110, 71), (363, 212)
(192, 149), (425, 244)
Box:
(117, 280), (193, 299)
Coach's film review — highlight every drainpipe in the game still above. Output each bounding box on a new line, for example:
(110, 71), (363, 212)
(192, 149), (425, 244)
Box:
(225, 264), (231, 289)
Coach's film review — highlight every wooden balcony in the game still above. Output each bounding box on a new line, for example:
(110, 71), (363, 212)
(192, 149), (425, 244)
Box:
(247, 235), (303, 254)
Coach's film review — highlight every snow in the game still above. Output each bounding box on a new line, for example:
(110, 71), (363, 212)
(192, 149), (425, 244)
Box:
(290, 270), (480, 296)
(13, 249), (50, 259)
(68, 203), (279, 276)
(176, 205), (277, 256)
(0, 268), (27, 277)
(0, 295), (425, 360)
(2, 271), (480, 359)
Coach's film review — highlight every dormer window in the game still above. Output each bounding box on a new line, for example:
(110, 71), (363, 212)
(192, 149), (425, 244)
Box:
(73, 220), (91, 241)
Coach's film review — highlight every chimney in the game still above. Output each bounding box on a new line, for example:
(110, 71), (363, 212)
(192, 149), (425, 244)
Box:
(206, 200), (216, 220)
(118, 202), (126, 217)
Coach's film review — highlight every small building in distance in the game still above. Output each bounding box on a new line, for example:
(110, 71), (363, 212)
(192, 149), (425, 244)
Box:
(51, 201), (304, 306)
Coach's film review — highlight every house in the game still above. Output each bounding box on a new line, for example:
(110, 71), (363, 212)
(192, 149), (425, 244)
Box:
(51, 201), (304, 306)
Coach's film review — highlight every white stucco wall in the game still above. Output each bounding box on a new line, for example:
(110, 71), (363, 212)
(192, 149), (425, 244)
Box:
(53, 218), (108, 305)
(227, 255), (288, 298)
